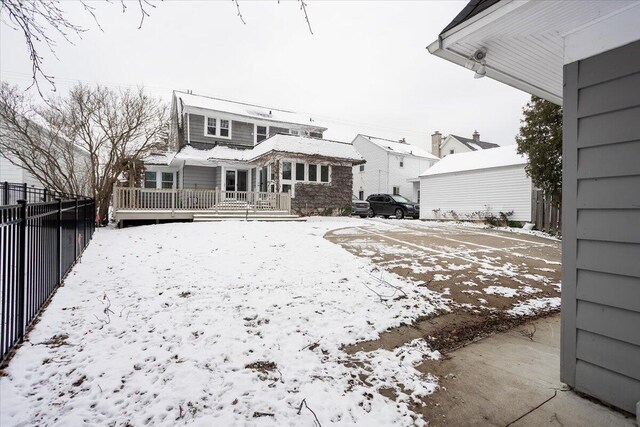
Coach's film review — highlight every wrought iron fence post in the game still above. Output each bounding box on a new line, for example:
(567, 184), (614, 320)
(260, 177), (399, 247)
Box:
(17, 200), (27, 342)
(56, 198), (62, 284)
(22, 183), (27, 202)
(3, 181), (8, 205)
(74, 198), (79, 260)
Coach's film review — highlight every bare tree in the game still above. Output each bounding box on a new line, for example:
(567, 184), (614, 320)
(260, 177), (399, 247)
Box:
(1, 0), (313, 97)
(0, 0), (155, 96)
(0, 82), (89, 195)
(0, 81), (168, 223)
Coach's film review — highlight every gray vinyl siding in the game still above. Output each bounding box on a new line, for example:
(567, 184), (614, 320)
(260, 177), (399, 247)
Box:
(562, 40), (640, 414)
(182, 166), (219, 189)
(186, 114), (255, 147)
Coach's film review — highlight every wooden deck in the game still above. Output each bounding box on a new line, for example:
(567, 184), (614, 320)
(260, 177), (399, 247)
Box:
(112, 187), (294, 222)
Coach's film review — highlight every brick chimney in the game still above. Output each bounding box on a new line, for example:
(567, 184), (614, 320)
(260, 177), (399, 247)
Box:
(431, 131), (442, 157)
(472, 130), (480, 142)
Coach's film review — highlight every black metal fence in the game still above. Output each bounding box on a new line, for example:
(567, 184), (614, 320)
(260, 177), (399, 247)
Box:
(1, 182), (95, 363)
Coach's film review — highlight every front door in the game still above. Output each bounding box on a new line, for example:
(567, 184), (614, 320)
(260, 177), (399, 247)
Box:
(225, 170), (236, 192)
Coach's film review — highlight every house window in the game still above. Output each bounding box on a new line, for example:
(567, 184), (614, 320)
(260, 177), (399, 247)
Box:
(393, 186), (400, 195)
(320, 165), (329, 182)
(308, 164), (317, 181)
(282, 161), (292, 180)
(205, 117), (231, 138)
(161, 172), (173, 189)
(206, 117), (216, 136)
(295, 163), (305, 181)
(399, 160), (404, 168)
(359, 165), (364, 172)
(220, 119), (230, 137)
(359, 190), (364, 200)
(282, 184), (291, 193)
(256, 125), (268, 143)
(290, 129), (300, 136)
(144, 171), (157, 189)
(449, 149), (455, 155)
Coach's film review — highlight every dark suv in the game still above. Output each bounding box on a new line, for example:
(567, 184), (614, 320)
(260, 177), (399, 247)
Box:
(366, 194), (419, 219)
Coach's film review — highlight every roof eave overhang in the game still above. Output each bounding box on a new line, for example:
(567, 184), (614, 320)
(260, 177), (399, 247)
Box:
(427, 37), (563, 105)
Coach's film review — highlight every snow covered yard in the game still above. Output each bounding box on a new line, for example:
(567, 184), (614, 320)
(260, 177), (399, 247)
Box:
(1, 218), (447, 426)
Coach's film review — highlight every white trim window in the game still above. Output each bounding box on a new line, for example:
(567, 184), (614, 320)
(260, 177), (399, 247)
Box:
(206, 117), (216, 136)
(290, 129), (300, 136)
(161, 172), (174, 189)
(393, 186), (400, 195)
(256, 125), (268, 143)
(205, 116), (231, 139)
(144, 171), (157, 189)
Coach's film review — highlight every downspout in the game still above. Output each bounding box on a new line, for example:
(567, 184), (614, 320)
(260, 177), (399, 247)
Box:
(386, 152), (390, 193)
(187, 112), (191, 145)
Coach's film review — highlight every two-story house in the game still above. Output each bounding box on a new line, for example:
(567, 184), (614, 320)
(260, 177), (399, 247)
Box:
(431, 130), (500, 158)
(115, 91), (364, 224)
(351, 134), (439, 203)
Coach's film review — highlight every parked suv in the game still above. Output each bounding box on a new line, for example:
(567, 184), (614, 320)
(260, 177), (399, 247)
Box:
(366, 194), (419, 219)
(352, 195), (372, 218)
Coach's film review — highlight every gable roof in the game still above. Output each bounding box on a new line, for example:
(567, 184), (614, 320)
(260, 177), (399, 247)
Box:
(357, 134), (439, 160)
(449, 134), (500, 151)
(173, 134), (364, 165)
(421, 144), (526, 177)
(174, 91), (327, 130)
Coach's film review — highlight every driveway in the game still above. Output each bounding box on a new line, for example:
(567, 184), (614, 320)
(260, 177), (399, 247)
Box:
(326, 219), (562, 351)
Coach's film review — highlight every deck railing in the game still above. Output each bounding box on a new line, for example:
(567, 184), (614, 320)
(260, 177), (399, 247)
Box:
(112, 187), (292, 213)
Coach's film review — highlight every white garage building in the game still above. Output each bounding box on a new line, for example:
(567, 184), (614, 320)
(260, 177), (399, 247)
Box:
(419, 144), (532, 222)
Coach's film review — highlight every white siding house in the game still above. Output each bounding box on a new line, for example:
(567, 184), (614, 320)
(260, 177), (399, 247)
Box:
(352, 134), (438, 202)
(0, 154), (41, 187)
(419, 145), (532, 221)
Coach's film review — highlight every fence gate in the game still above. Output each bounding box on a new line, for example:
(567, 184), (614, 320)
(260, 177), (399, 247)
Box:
(0, 182), (95, 363)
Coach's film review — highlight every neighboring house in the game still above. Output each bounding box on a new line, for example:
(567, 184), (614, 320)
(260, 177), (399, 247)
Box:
(169, 90), (327, 151)
(431, 130), (500, 158)
(419, 145), (531, 221)
(0, 154), (40, 187)
(351, 134), (438, 203)
(0, 118), (91, 196)
(429, 0), (640, 415)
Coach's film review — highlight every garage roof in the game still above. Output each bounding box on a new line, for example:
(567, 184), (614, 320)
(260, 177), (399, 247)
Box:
(420, 144), (526, 177)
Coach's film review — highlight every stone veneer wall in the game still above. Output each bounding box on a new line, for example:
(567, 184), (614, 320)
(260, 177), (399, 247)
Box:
(292, 165), (352, 216)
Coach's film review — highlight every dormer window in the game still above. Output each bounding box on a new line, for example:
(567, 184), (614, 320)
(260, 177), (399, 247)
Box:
(205, 116), (231, 139)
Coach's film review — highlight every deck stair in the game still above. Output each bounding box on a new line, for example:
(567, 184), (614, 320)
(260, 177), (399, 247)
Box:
(193, 209), (304, 222)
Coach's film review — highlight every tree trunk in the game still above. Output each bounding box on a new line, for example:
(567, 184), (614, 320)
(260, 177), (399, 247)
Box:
(97, 193), (111, 226)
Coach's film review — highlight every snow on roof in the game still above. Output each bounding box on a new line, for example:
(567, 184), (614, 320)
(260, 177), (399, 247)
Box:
(250, 134), (363, 162)
(144, 151), (176, 165)
(420, 144), (526, 177)
(359, 135), (439, 160)
(175, 91), (327, 130)
(174, 134), (364, 165)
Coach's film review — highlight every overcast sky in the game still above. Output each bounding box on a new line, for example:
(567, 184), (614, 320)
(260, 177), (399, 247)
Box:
(1, 1), (530, 151)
